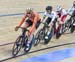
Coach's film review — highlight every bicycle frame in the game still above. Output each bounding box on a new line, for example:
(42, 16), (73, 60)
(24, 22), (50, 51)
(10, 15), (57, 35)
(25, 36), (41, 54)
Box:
(12, 29), (27, 57)
(19, 27), (29, 46)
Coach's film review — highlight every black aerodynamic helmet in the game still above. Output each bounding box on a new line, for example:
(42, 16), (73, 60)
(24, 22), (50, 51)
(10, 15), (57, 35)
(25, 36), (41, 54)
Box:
(46, 6), (52, 10)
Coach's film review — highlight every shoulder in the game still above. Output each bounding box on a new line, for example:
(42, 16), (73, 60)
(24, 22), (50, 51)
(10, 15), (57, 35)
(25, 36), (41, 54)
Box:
(33, 11), (39, 15)
(51, 11), (57, 15)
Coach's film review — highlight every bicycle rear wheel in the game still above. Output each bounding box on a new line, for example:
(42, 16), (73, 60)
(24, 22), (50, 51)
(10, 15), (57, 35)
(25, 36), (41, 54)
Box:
(44, 27), (54, 44)
(24, 35), (34, 53)
(12, 36), (22, 57)
(56, 25), (62, 39)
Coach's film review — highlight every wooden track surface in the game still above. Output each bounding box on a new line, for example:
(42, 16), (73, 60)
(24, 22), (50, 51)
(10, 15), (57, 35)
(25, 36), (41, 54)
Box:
(0, 0), (75, 62)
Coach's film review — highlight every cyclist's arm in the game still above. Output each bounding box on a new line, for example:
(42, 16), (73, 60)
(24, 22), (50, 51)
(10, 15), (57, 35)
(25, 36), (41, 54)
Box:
(51, 12), (56, 22)
(42, 15), (46, 22)
(18, 14), (27, 27)
(49, 12), (56, 26)
(41, 12), (47, 22)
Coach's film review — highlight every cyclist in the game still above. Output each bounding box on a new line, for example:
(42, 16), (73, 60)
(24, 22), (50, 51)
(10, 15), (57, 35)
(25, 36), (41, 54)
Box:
(67, 1), (75, 32)
(56, 6), (67, 35)
(67, 1), (75, 26)
(42, 6), (57, 43)
(15, 8), (41, 50)
(68, 1), (75, 15)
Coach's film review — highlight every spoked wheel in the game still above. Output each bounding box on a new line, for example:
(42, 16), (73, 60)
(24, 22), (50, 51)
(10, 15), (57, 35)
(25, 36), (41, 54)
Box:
(12, 36), (22, 57)
(34, 29), (44, 46)
(62, 22), (69, 33)
(64, 19), (72, 32)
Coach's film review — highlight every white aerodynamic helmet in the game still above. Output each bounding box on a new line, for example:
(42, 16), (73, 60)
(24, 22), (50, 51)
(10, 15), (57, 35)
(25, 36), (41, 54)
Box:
(26, 8), (33, 13)
(56, 6), (62, 11)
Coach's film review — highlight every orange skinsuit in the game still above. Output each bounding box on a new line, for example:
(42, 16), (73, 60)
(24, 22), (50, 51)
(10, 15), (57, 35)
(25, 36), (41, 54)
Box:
(18, 11), (41, 35)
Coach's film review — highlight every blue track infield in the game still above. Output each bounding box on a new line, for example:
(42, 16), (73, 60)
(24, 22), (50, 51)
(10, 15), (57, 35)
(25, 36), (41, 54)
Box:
(21, 48), (75, 62)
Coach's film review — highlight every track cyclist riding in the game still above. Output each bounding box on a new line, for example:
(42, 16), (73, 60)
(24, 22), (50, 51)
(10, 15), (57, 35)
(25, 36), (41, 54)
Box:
(56, 6), (67, 38)
(15, 8), (41, 51)
(41, 6), (57, 43)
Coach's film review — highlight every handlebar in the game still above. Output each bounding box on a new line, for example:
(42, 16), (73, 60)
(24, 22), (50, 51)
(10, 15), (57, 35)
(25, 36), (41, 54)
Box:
(19, 27), (29, 31)
(41, 22), (50, 28)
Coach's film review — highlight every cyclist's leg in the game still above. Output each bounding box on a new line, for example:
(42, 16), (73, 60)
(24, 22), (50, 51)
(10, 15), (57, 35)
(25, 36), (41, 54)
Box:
(53, 18), (57, 34)
(22, 19), (33, 50)
(36, 20), (41, 29)
(61, 15), (67, 23)
(35, 17), (51, 35)
(25, 19), (41, 51)
(44, 17), (52, 39)
(34, 19), (41, 36)
(56, 15), (67, 34)
(45, 17), (52, 24)
(25, 20), (41, 50)
(60, 15), (67, 33)
(27, 20), (41, 41)
(25, 19), (33, 39)
(21, 19), (32, 32)
(32, 19), (41, 42)
(23, 19), (32, 44)
(44, 18), (56, 44)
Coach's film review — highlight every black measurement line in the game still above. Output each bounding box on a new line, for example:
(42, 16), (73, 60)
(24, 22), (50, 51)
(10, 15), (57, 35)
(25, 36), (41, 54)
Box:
(0, 42), (75, 62)
(0, 42), (14, 46)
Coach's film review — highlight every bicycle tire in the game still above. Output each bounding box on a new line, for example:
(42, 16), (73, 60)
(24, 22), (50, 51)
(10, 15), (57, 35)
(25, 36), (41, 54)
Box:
(44, 27), (54, 44)
(56, 25), (62, 39)
(12, 36), (22, 57)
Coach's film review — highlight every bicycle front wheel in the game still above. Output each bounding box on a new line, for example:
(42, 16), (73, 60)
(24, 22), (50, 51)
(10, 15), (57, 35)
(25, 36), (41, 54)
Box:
(12, 36), (23, 57)
(34, 29), (44, 46)
(70, 25), (75, 33)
